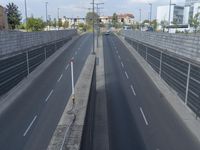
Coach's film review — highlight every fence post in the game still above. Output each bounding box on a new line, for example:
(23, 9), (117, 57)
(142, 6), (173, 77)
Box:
(26, 51), (30, 75)
(44, 47), (47, 60)
(159, 52), (163, 77)
(185, 63), (191, 105)
(145, 46), (148, 61)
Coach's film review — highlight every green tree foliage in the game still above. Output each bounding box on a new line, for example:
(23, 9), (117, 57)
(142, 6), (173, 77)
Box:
(189, 13), (200, 33)
(53, 18), (57, 27)
(85, 12), (99, 26)
(112, 13), (118, 28)
(58, 18), (62, 28)
(27, 17), (45, 31)
(63, 20), (69, 29)
(151, 19), (158, 31)
(6, 2), (21, 29)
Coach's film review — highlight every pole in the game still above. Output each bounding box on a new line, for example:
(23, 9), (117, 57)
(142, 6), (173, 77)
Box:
(95, 3), (104, 49)
(57, 8), (60, 30)
(149, 3), (152, 23)
(139, 9), (142, 31)
(71, 60), (75, 104)
(168, 0), (172, 32)
(92, 0), (95, 54)
(24, 0), (28, 32)
(45, 2), (48, 30)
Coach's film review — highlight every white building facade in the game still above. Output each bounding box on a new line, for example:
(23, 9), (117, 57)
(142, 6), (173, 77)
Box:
(157, 5), (184, 28)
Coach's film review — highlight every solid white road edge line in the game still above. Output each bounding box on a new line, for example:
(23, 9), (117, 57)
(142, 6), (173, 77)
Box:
(45, 90), (54, 102)
(23, 115), (37, 136)
(140, 107), (149, 126)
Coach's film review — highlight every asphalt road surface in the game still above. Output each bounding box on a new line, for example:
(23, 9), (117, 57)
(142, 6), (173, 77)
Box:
(0, 33), (92, 150)
(103, 33), (200, 150)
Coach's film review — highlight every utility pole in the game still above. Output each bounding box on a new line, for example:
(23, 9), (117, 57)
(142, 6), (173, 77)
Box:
(168, 0), (172, 32)
(139, 9), (142, 31)
(149, 3), (152, 24)
(91, 0), (95, 54)
(45, 2), (48, 30)
(24, 0), (28, 32)
(95, 3), (104, 48)
(57, 8), (60, 30)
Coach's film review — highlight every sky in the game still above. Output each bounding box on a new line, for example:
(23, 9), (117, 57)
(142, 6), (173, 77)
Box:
(1, 0), (185, 21)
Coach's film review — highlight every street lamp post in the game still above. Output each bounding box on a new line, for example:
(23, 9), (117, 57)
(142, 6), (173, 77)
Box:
(92, 0), (95, 54)
(168, 0), (172, 32)
(57, 8), (60, 30)
(45, 2), (48, 30)
(24, 0), (28, 32)
(149, 3), (152, 24)
(95, 3), (104, 48)
(139, 9), (142, 31)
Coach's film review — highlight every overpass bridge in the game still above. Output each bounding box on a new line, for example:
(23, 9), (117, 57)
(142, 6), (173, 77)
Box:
(0, 30), (200, 150)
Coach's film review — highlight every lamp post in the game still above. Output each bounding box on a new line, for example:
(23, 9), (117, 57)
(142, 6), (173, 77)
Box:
(168, 0), (172, 32)
(57, 8), (60, 30)
(149, 3), (152, 23)
(45, 2), (48, 30)
(24, 0), (28, 31)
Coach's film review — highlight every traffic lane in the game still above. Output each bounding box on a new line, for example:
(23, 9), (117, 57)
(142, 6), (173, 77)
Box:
(103, 35), (147, 150)
(0, 33), (92, 150)
(23, 33), (93, 150)
(109, 34), (200, 150)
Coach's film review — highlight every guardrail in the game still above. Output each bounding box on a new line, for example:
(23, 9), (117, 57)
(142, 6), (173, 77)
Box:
(123, 30), (200, 62)
(0, 36), (73, 97)
(124, 35), (200, 117)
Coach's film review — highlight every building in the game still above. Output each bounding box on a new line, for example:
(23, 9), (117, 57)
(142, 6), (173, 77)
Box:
(157, 5), (184, 26)
(0, 5), (8, 30)
(100, 13), (134, 25)
(185, 0), (200, 6)
(183, 2), (200, 24)
(61, 17), (86, 29)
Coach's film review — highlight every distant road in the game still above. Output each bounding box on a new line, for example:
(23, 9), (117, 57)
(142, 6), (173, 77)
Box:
(103, 33), (200, 150)
(0, 33), (92, 150)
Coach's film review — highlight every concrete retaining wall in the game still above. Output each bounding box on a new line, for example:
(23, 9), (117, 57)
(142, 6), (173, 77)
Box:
(123, 30), (200, 62)
(0, 30), (76, 56)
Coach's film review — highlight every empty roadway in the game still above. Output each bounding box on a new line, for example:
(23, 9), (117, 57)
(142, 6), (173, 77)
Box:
(103, 33), (200, 150)
(0, 33), (92, 150)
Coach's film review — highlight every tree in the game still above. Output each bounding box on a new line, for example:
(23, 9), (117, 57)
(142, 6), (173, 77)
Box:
(85, 12), (99, 26)
(63, 20), (69, 29)
(27, 17), (45, 31)
(160, 20), (168, 32)
(53, 18), (57, 27)
(58, 18), (62, 28)
(171, 18), (178, 31)
(151, 19), (158, 31)
(112, 13), (118, 28)
(6, 2), (21, 29)
(189, 12), (200, 33)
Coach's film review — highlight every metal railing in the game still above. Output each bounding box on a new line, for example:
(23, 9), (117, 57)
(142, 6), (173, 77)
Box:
(125, 37), (200, 117)
(0, 37), (71, 96)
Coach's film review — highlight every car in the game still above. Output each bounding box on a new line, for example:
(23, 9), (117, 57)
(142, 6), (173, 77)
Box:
(105, 30), (110, 35)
